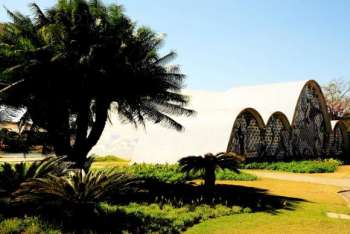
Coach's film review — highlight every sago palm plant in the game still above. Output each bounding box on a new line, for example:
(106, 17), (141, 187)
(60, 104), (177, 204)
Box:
(13, 168), (140, 218)
(178, 152), (244, 188)
(0, 156), (68, 197)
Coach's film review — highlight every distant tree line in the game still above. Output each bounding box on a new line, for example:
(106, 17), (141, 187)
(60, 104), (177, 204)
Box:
(322, 79), (350, 120)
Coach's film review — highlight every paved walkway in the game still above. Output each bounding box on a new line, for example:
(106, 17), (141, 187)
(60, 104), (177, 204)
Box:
(246, 170), (350, 187)
(0, 153), (47, 163)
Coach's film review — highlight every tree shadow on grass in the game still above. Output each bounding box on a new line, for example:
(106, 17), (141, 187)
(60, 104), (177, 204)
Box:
(114, 179), (305, 215)
(3, 179), (306, 233)
(58, 181), (305, 233)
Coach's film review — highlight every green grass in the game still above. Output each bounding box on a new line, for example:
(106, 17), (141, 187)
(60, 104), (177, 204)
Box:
(92, 155), (129, 162)
(186, 203), (350, 234)
(241, 159), (342, 173)
(186, 178), (350, 234)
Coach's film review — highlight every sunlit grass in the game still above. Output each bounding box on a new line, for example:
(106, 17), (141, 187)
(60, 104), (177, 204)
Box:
(186, 178), (350, 234)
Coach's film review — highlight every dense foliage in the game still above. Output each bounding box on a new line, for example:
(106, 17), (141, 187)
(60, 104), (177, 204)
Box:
(109, 163), (256, 183)
(0, 202), (249, 234)
(0, 0), (194, 165)
(241, 159), (342, 173)
(100, 202), (249, 233)
(0, 158), (296, 233)
(0, 216), (60, 234)
(0, 156), (67, 197)
(322, 79), (350, 120)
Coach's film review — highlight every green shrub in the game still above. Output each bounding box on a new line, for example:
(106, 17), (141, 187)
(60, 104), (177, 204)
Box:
(241, 159), (342, 173)
(0, 217), (60, 234)
(99, 202), (246, 233)
(107, 163), (190, 183)
(216, 169), (257, 181)
(107, 163), (257, 183)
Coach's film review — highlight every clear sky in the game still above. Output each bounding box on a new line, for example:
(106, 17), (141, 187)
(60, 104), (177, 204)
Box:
(1, 0), (350, 90)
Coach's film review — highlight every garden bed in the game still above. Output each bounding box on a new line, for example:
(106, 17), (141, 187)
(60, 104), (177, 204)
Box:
(99, 163), (257, 183)
(241, 159), (342, 173)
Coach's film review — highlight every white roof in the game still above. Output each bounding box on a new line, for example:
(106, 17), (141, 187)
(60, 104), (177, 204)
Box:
(90, 80), (308, 163)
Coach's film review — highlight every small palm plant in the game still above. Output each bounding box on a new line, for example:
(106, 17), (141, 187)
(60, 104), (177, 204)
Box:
(13, 168), (140, 221)
(178, 152), (244, 188)
(0, 156), (68, 198)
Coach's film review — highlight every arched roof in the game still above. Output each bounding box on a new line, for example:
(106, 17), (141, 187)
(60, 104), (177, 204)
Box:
(333, 120), (350, 154)
(266, 111), (292, 131)
(291, 80), (331, 133)
(234, 108), (266, 128)
(89, 80), (323, 163)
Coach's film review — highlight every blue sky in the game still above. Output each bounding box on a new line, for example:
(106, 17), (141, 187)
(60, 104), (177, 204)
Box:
(1, 0), (350, 90)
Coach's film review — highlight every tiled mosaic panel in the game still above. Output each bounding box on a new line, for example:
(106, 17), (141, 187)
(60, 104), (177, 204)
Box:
(228, 112), (264, 158)
(228, 83), (348, 160)
(332, 126), (344, 156)
(292, 84), (328, 157)
(264, 116), (292, 160)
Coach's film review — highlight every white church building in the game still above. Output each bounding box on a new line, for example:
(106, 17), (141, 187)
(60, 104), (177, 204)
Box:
(90, 80), (350, 163)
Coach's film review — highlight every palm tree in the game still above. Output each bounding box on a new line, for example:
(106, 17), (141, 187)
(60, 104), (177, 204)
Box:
(0, 0), (194, 166)
(178, 152), (244, 188)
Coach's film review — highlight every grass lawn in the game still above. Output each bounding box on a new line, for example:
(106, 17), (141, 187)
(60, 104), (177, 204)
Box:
(186, 178), (350, 234)
(92, 161), (129, 168)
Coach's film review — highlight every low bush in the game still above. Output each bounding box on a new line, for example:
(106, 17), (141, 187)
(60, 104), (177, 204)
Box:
(110, 163), (188, 183)
(216, 169), (257, 180)
(0, 217), (60, 234)
(99, 202), (246, 233)
(241, 159), (342, 173)
(109, 163), (257, 183)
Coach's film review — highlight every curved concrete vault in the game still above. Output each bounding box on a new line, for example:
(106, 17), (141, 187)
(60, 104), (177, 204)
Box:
(89, 79), (349, 163)
(227, 80), (349, 161)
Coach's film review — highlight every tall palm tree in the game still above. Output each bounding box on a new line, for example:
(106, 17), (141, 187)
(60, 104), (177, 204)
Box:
(0, 0), (194, 166)
(178, 152), (244, 188)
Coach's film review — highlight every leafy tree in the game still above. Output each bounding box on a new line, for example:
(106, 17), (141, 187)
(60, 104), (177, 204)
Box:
(322, 79), (350, 120)
(178, 152), (244, 188)
(0, 0), (194, 166)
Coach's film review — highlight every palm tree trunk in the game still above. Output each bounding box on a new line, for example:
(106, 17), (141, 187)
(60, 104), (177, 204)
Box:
(69, 99), (90, 163)
(48, 104), (71, 156)
(75, 99), (109, 167)
(204, 166), (216, 188)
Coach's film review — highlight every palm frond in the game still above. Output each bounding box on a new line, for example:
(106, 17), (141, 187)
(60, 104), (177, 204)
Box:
(30, 3), (49, 26)
(154, 51), (177, 65)
(178, 155), (205, 175)
(216, 152), (244, 172)
(0, 156), (68, 197)
(13, 168), (140, 207)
